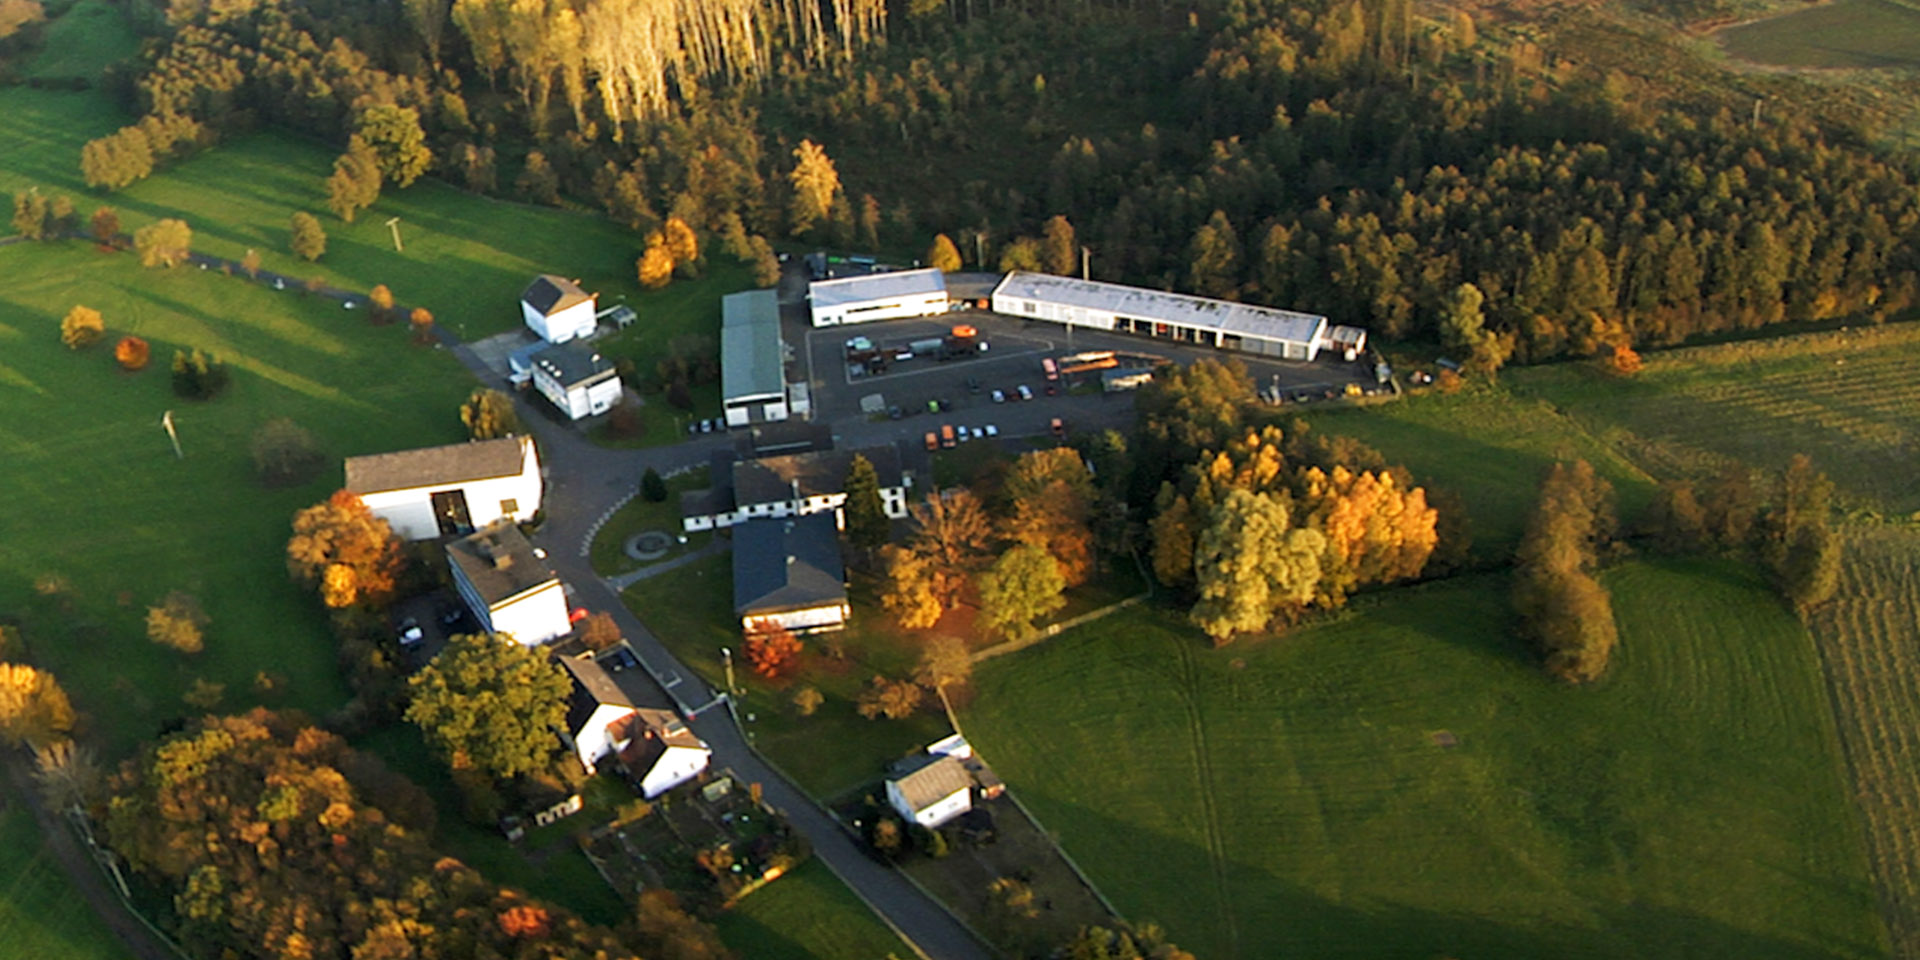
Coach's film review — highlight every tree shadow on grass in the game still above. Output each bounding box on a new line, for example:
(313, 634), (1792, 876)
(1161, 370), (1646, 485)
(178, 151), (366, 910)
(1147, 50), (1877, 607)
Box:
(1022, 793), (1879, 960)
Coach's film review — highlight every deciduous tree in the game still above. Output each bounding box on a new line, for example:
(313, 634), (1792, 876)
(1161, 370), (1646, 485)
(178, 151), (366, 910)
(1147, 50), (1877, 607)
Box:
(406, 633), (571, 780)
(744, 619), (802, 678)
(977, 543), (1066, 641)
(641, 466), (667, 502)
(907, 490), (993, 608)
(410, 307), (435, 342)
(663, 215), (700, 272)
(286, 491), (405, 609)
(368, 283), (395, 323)
(460, 387), (521, 440)
(134, 218), (191, 268)
(928, 233), (962, 273)
(290, 210), (327, 260)
(59, 305), (104, 349)
(1041, 215), (1077, 276)
(0, 663), (74, 751)
(1187, 209), (1242, 298)
(1190, 488), (1325, 643)
(857, 674), (924, 719)
(89, 206), (118, 247)
(356, 105), (432, 188)
(880, 545), (944, 630)
(637, 233), (674, 289)
(12, 189), (48, 239)
(1513, 461), (1619, 683)
(788, 139), (840, 235)
(146, 591), (207, 654)
(913, 635), (972, 693)
(1002, 447), (1095, 586)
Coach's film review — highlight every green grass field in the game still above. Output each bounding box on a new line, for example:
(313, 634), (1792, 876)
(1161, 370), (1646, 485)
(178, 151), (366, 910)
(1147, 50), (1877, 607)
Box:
(1809, 526), (1920, 958)
(1505, 325), (1920, 516)
(1718, 0), (1920, 69)
(962, 561), (1885, 960)
(0, 798), (130, 960)
(0, 242), (476, 754)
(715, 859), (914, 960)
(1300, 386), (1654, 562)
(20, 0), (137, 79)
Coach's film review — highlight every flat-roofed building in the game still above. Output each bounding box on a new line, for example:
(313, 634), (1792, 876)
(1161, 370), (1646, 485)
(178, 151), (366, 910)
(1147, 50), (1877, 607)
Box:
(990, 271), (1332, 361)
(808, 268), (948, 326)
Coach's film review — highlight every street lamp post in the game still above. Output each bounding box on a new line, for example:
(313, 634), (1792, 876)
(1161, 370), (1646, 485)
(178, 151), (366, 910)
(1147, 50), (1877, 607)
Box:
(721, 646), (738, 696)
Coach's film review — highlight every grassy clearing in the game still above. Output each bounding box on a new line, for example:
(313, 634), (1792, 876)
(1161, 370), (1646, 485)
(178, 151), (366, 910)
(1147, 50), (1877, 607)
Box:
(1808, 525), (1920, 958)
(714, 859), (914, 960)
(962, 560), (1884, 960)
(22, 0), (138, 79)
(0, 243), (476, 756)
(1718, 0), (1920, 69)
(588, 467), (711, 575)
(1506, 325), (1920, 516)
(1299, 385), (1653, 562)
(0, 76), (755, 345)
(0, 797), (130, 960)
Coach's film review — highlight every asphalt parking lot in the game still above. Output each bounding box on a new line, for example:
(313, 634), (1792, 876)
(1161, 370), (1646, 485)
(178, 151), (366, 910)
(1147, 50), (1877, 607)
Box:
(785, 306), (1383, 437)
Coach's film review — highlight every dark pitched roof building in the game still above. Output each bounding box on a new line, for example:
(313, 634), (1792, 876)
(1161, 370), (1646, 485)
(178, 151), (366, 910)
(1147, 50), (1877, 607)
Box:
(731, 444), (905, 506)
(521, 274), (592, 316)
(732, 513), (847, 618)
(344, 437), (528, 495)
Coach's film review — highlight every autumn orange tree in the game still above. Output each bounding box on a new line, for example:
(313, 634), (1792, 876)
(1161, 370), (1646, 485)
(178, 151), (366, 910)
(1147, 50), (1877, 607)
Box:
(744, 618), (802, 678)
(114, 335), (150, 370)
(286, 490), (405, 609)
(103, 710), (644, 960)
(1002, 448), (1095, 587)
(0, 662), (76, 750)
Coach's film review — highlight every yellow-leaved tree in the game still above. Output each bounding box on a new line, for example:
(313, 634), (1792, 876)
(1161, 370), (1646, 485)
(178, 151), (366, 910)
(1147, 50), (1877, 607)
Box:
(0, 663), (76, 750)
(286, 491), (404, 609)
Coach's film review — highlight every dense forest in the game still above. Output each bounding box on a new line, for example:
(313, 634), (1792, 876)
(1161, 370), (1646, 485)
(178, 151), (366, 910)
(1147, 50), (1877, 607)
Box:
(77, 0), (1920, 357)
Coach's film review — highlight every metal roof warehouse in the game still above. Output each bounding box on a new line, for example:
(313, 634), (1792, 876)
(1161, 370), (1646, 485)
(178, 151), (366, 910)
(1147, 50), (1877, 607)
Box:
(722, 290), (787, 427)
(990, 271), (1330, 360)
(808, 268), (949, 326)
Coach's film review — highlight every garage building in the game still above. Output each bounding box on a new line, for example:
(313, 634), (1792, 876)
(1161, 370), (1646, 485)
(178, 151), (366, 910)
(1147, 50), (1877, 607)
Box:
(532, 341), (622, 420)
(990, 271), (1331, 361)
(809, 268), (948, 326)
(722, 290), (789, 427)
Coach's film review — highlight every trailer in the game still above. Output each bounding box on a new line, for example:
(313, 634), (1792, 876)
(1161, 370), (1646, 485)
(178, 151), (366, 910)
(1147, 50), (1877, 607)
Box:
(1061, 357), (1120, 375)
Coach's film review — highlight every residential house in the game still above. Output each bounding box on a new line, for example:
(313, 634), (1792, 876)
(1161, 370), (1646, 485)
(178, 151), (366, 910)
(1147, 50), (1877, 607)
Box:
(446, 521), (571, 646)
(681, 443), (915, 533)
(885, 754), (973, 829)
(344, 436), (542, 541)
(556, 647), (711, 796)
(521, 274), (598, 344)
(532, 341), (623, 421)
(732, 513), (849, 634)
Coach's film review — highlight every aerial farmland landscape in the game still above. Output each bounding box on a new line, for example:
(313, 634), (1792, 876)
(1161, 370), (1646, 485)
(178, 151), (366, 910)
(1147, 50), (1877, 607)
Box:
(2, 0), (1919, 957)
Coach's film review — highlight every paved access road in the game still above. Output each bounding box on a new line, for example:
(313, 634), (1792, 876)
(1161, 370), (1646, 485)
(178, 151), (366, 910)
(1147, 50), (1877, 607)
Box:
(445, 341), (999, 960)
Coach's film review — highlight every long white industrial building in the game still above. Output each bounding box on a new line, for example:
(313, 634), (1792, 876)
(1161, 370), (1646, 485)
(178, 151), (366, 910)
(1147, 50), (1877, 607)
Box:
(990, 271), (1330, 361)
(809, 268), (949, 326)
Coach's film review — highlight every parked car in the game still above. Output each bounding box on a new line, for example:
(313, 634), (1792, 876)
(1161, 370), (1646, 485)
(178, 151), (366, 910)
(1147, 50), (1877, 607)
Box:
(1045, 383), (1059, 396)
(1017, 384), (1034, 401)
(894, 349), (914, 362)
(984, 424), (999, 437)
(924, 431), (939, 451)
(698, 418), (714, 433)
(687, 420), (700, 435)
(1051, 417), (1066, 437)
(957, 426), (973, 442)
(940, 424), (957, 448)
(888, 406), (903, 420)
(992, 389), (1006, 403)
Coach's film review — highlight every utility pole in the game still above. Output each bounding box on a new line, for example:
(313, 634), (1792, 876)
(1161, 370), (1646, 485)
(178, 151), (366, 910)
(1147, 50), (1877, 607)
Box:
(385, 216), (404, 252)
(160, 410), (182, 459)
(1081, 245), (1090, 281)
(972, 232), (984, 269)
(721, 646), (738, 696)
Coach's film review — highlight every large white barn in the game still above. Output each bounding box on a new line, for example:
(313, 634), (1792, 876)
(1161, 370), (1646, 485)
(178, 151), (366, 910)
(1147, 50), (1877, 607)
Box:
(721, 290), (789, 427)
(521, 275), (598, 344)
(344, 436), (542, 541)
(808, 268), (948, 326)
(990, 271), (1330, 361)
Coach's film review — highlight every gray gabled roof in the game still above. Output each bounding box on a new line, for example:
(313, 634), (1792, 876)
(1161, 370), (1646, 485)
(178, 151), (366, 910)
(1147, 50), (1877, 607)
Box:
(447, 521), (557, 607)
(344, 436), (528, 495)
(809, 267), (946, 309)
(722, 290), (786, 402)
(732, 445), (903, 507)
(559, 649), (672, 735)
(888, 754), (971, 812)
(993, 271), (1328, 347)
(522, 274), (592, 316)
(732, 514), (846, 616)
